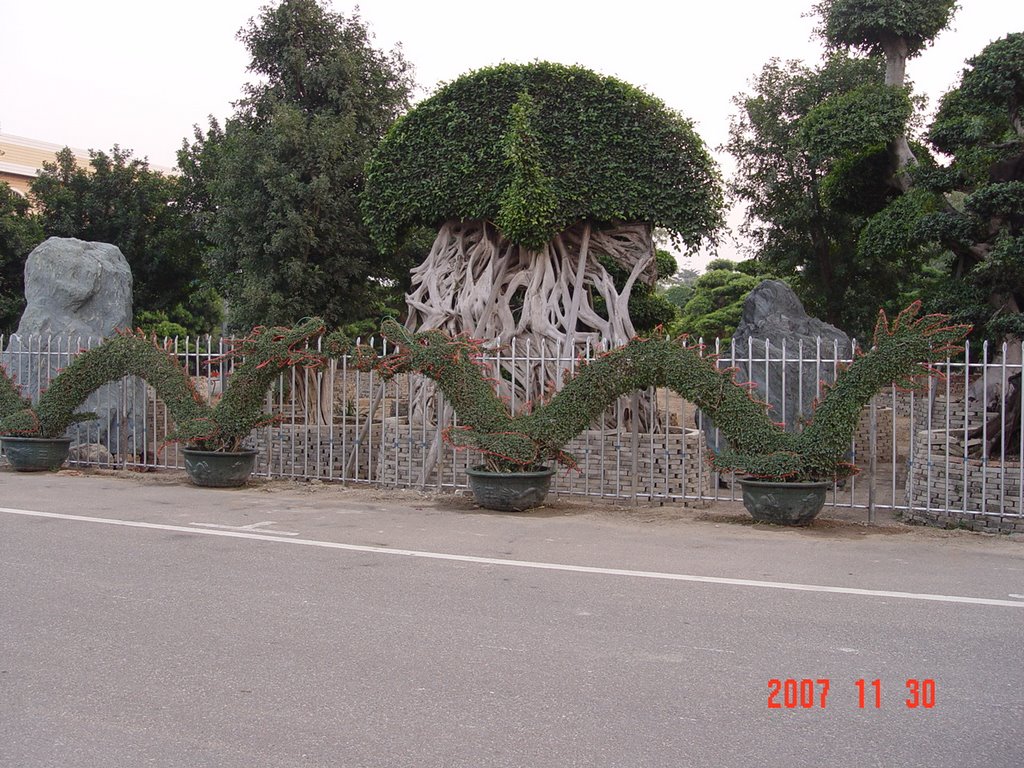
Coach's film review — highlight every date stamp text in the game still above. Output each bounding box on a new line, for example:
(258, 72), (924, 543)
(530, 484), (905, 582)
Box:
(767, 678), (936, 709)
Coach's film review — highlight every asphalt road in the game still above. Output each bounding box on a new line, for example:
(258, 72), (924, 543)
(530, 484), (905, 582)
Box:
(1, 471), (1022, 767)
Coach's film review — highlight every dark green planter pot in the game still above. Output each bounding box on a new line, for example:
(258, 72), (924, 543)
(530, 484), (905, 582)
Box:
(1, 436), (73, 472)
(183, 448), (258, 488)
(737, 478), (830, 526)
(465, 466), (556, 512)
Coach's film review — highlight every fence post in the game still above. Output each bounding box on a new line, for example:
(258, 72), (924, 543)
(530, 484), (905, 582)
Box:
(868, 396), (877, 524)
(119, 374), (129, 469)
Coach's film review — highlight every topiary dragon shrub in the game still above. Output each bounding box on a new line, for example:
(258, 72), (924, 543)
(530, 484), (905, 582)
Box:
(354, 304), (968, 482)
(0, 318), (342, 453)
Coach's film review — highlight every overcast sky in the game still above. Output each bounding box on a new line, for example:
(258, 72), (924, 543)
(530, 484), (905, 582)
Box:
(1, 0), (1016, 267)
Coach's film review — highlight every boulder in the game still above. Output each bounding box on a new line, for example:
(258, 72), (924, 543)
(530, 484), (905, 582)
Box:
(12, 237), (133, 337)
(2, 237), (144, 455)
(702, 279), (853, 456)
(68, 442), (116, 466)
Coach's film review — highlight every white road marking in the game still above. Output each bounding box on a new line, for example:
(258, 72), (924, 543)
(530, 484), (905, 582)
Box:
(3, 506), (1023, 609)
(191, 521), (300, 536)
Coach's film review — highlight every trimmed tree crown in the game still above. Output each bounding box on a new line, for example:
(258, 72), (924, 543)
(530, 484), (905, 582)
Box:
(362, 61), (723, 253)
(813, 0), (959, 58)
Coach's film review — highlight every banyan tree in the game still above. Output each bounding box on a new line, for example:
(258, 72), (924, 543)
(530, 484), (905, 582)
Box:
(362, 62), (722, 414)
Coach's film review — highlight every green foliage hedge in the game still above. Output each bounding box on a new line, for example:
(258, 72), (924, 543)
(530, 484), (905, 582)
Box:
(355, 304), (967, 480)
(0, 306), (967, 481)
(0, 319), (335, 451)
(362, 62), (723, 253)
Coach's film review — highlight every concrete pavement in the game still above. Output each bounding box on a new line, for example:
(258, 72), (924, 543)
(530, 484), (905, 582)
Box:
(1, 470), (1022, 767)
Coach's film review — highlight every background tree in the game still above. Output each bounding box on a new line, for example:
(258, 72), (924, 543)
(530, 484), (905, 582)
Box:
(724, 54), (922, 334)
(916, 33), (1024, 345)
(659, 262), (700, 312)
(29, 147), (218, 334)
(671, 259), (776, 340)
(812, 0), (959, 187)
(813, 17), (1023, 345)
(725, 2), (980, 339)
(179, 0), (414, 330)
(363, 61), (722, 349)
(0, 182), (43, 332)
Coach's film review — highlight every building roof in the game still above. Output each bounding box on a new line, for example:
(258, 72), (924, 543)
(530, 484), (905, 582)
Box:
(0, 133), (175, 197)
(0, 133), (92, 196)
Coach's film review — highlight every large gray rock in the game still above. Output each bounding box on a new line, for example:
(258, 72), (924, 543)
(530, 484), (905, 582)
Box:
(13, 237), (133, 337)
(2, 238), (144, 456)
(703, 280), (853, 456)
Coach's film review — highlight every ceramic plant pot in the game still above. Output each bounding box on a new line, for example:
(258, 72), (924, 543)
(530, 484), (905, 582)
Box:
(465, 466), (556, 512)
(1, 436), (73, 472)
(736, 477), (830, 526)
(183, 448), (258, 488)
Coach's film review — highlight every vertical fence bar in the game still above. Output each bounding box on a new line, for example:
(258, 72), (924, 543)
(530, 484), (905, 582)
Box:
(847, 339), (857, 507)
(779, 338), (787, 433)
(1017, 339), (1024, 518)
(342, 341), (353, 482)
(868, 390), (877, 524)
(999, 342), (1008, 516)
(1019, 340), (1024, 519)
(960, 340), (970, 518)
(888, 382), (896, 511)
(981, 341), (990, 514)
(943, 349), (953, 514)
(925, 356), (935, 518)
(832, 337), (842, 507)
(583, 338), (592, 499)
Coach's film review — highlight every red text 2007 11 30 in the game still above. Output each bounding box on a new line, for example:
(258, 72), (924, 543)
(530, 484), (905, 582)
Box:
(767, 678), (936, 709)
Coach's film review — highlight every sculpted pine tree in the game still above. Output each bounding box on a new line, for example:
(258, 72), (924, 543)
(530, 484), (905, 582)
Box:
(363, 63), (722, 408)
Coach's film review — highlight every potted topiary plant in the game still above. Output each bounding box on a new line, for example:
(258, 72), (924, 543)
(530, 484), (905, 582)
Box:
(167, 318), (339, 487)
(355, 304), (968, 520)
(0, 318), (341, 486)
(0, 368), (82, 471)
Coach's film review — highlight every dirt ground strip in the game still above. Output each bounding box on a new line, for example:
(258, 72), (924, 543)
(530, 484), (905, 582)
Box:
(31, 466), (1023, 544)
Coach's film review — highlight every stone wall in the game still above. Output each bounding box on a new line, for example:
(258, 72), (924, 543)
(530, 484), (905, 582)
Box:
(852, 405), (894, 466)
(904, 430), (1023, 532)
(911, 394), (985, 433)
(376, 422), (712, 503)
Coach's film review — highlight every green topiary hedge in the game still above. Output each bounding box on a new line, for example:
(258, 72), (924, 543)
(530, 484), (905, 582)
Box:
(362, 61), (723, 253)
(354, 304), (968, 480)
(0, 318), (339, 452)
(1, 305), (967, 480)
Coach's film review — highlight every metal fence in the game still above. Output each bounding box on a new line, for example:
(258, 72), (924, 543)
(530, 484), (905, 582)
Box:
(1, 332), (1021, 526)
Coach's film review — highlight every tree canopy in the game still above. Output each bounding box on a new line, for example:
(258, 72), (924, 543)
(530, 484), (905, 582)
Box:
(813, 0), (959, 59)
(362, 61), (723, 254)
(28, 147), (217, 333)
(0, 182), (43, 332)
(914, 33), (1024, 341)
(724, 54), (924, 334)
(813, 0), (959, 190)
(179, 0), (415, 330)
